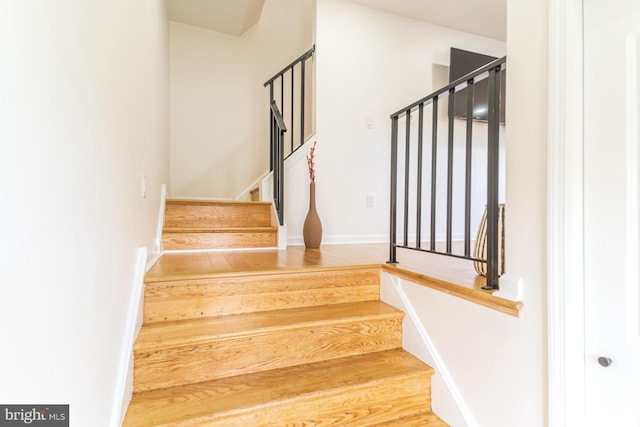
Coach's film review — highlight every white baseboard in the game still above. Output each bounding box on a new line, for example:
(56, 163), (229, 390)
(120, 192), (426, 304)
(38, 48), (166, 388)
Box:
(167, 196), (233, 201)
(145, 251), (162, 272)
(110, 247), (147, 427)
(286, 234), (389, 247)
(285, 233), (466, 247)
(154, 184), (166, 256)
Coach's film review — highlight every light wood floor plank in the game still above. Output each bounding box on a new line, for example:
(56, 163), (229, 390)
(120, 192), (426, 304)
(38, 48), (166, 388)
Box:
(147, 244), (388, 280)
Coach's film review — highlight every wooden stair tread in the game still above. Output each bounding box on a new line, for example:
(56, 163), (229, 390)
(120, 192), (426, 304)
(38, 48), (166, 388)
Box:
(373, 411), (450, 426)
(163, 226), (277, 233)
(134, 301), (402, 351)
(133, 301), (403, 391)
(142, 267), (381, 323)
(124, 349), (434, 426)
(144, 263), (383, 283)
(166, 199), (272, 206)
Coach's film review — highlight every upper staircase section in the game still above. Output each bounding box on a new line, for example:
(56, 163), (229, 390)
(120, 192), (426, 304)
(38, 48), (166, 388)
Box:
(162, 199), (277, 250)
(264, 45), (315, 226)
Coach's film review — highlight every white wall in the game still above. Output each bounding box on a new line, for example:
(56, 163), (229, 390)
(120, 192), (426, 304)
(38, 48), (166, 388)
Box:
(169, 0), (313, 198)
(284, 0), (505, 244)
(299, 1), (547, 426)
(0, 0), (170, 425)
(375, 1), (548, 426)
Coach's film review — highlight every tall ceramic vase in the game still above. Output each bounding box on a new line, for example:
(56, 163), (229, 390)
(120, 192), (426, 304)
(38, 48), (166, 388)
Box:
(303, 182), (322, 248)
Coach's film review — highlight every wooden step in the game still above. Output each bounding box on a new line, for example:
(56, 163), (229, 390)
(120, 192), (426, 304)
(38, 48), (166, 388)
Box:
(372, 411), (450, 426)
(124, 349), (435, 426)
(162, 227), (277, 250)
(164, 199), (272, 229)
(133, 301), (403, 392)
(143, 267), (381, 323)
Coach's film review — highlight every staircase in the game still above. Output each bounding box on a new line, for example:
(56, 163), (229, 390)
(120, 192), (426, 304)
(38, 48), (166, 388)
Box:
(123, 201), (448, 426)
(162, 199), (278, 250)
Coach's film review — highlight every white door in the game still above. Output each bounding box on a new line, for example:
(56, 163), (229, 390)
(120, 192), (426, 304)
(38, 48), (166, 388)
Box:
(584, 0), (640, 424)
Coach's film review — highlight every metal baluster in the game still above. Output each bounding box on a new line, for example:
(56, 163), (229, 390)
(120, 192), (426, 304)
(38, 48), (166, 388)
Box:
(403, 110), (411, 247)
(300, 59), (306, 149)
(484, 66), (500, 290)
(269, 83), (274, 171)
(277, 126), (284, 225)
(290, 66), (294, 154)
(416, 104), (424, 249)
(464, 80), (474, 257)
(430, 97), (439, 251)
(446, 89), (455, 254)
(388, 117), (399, 263)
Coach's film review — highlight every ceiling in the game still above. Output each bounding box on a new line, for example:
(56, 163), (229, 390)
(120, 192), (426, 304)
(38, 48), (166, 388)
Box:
(165, 0), (265, 36)
(166, 0), (506, 41)
(346, 0), (506, 41)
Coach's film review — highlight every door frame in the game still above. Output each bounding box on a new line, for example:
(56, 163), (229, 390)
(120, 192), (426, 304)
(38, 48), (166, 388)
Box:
(547, 0), (586, 426)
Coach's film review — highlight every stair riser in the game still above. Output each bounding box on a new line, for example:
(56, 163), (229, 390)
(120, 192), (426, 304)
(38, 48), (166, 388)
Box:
(165, 202), (271, 229)
(164, 373), (431, 426)
(133, 317), (403, 392)
(144, 269), (381, 323)
(162, 231), (277, 250)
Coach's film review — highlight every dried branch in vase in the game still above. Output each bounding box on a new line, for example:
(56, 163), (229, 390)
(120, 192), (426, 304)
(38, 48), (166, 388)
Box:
(306, 140), (317, 183)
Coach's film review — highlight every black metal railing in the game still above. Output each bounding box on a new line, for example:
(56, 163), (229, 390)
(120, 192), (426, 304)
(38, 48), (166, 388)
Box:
(388, 56), (506, 290)
(269, 100), (286, 225)
(264, 45), (315, 225)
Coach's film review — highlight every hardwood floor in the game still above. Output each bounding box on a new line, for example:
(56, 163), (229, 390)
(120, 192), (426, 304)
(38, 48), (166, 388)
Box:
(146, 242), (483, 284)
